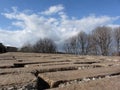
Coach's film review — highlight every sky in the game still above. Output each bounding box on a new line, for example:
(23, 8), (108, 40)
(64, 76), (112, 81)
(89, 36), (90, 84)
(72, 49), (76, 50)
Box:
(0, 0), (120, 48)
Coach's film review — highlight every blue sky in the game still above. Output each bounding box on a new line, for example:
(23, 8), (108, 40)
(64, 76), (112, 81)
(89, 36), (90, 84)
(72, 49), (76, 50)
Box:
(0, 0), (120, 47)
(0, 0), (120, 17)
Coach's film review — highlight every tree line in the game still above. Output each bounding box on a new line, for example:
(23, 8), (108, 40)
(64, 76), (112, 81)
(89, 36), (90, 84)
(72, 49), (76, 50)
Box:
(63, 26), (120, 56)
(0, 43), (17, 53)
(0, 26), (120, 56)
(20, 38), (57, 53)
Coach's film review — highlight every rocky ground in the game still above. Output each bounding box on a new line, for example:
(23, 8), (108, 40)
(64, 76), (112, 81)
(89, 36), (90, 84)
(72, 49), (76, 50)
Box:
(0, 52), (120, 90)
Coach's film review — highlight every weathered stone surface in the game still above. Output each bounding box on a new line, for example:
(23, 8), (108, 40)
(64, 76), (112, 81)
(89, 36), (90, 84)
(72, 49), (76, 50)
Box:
(47, 75), (120, 90)
(0, 73), (36, 89)
(0, 52), (120, 90)
(39, 66), (120, 87)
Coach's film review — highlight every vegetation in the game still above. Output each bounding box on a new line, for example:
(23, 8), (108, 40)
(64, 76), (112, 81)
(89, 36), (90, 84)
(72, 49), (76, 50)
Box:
(20, 38), (57, 53)
(0, 43), (18, 53)
(4, 26), (119, 56)
(0, 43), (6, 53)
(63, 26), (120, 56)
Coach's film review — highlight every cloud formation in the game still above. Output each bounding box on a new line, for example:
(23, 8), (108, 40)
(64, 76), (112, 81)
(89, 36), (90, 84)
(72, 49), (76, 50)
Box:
(0, 4), (120, 48)
(41, 4), (64, 15)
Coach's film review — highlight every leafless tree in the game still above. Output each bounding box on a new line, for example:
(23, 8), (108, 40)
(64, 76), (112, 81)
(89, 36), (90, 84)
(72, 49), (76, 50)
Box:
(77, 31), (88, 55)
(114, 27), (120, 55)
(92, 26), (112, 56)
(20, 43), (33, 52)
(63, 40), (71, 54)
(69, 36), (78, 54)
(86, 34), (98, 55)
(63, 31), (88, 55)
(63, 36), (78, 54)
(33, 38), (57, 53)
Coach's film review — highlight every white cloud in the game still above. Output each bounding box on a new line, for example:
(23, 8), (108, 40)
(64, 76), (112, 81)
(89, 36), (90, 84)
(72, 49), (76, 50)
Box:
(41, 4), (64, 15)
(0, 5), (120, 48)
(107, 24), (120, 29)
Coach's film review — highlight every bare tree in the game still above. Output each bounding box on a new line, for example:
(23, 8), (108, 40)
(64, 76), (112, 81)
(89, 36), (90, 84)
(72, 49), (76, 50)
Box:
(92, 26), (112, 56)
(77, 31), (88, 55)
(33, 38), (57, 53)
(63, 40), (71, 54)
(86, 34), (98, 55)
(69, 36), (78, 54)
(63, 36), (78, 54)
(20, 43), (33, 52)
(63, 31), (88, 55)
(114, 27), (120, 55)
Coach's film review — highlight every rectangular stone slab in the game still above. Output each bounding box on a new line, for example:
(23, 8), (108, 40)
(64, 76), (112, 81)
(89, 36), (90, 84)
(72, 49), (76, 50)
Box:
(0, 73), (36, 88)
(0, 64), (98, 74)
(13, 59), (70, 67)
(38, 66), (120, 87)
(48, 75), (120, 90)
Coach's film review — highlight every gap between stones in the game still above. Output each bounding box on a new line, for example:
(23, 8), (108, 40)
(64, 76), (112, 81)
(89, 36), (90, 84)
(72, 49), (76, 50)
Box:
(0, 65), (102, 75)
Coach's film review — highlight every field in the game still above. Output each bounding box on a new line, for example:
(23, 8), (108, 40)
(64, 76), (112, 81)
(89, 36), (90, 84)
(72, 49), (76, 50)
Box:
(0, 52), (120, 90)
